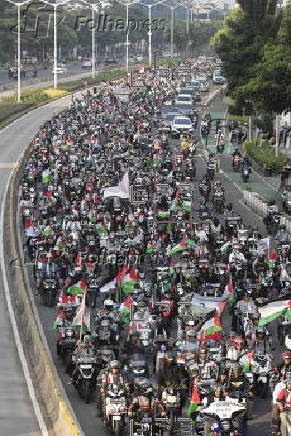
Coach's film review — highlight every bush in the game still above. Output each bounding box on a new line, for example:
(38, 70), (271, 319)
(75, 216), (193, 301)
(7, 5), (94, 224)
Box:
(244, 140), (291, 173)
(0, 102), (34, 125)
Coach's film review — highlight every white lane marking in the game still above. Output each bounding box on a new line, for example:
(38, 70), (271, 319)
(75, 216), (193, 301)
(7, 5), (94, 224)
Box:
(0, 166), (49, 436)
(0, 163), (19, 168)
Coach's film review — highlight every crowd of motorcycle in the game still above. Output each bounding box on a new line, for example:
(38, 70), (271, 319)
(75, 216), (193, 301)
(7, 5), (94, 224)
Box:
(19, 59), (291, 436)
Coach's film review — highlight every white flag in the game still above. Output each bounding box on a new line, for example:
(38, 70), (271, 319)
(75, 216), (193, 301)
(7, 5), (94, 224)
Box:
(100, 279), (116, 293)
(257, 237), (270, 251)
(103, 172), (130, 199)
(72, 292), (86, 326)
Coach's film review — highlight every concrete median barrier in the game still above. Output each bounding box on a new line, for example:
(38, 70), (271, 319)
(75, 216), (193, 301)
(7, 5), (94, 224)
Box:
(1, 142), (84, 436)
(242, 190), (291, 233)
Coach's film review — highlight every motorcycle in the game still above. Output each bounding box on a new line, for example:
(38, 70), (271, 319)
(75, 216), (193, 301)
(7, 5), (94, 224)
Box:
(201, 399), (247, 436)
(105, 384), (127, 436)
(241, 166), (250, 183)
(74, 356), (97, 403)
(233, 157), (241, 172)
(252, 354), (272, 398)
(42, 278), (58, 307)
(207, 162), (216, 180)
(213, 191), (224, 214)
(56, 326), (77, 374)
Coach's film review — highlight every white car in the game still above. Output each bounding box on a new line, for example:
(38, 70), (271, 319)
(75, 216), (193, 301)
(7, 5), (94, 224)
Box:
(52, 66), (67, 74)
(175, 94), (193, 106)
(82, 61), (92, 69)
(171, 116), (194, 138)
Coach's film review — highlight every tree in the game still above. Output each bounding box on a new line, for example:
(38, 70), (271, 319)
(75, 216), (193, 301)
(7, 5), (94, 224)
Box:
(235, 4), (291, 114)
(211, 0), (280, 95)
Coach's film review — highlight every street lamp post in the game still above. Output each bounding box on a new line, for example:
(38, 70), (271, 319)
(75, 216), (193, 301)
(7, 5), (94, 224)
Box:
(91, 4), (96, 78)
(53, 3), (57, 88)
(148, 5), (152, 67)
(170, 6), (174, 61)
(6, 0), (31, 103)
(138, 0), (167, 68)
(126, 2), (129, 72)
(41, 0), (70, 89)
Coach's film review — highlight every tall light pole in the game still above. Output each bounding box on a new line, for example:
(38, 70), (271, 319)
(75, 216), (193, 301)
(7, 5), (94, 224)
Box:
(6, 0), (31, 103)
(116, 0), (140, 72)
(79, 1), (111, 79)
(126, 2), (129, 71)
(138, 0), (167, 68)
(170, 6), (174, 61)
(41, 0), (70, 89)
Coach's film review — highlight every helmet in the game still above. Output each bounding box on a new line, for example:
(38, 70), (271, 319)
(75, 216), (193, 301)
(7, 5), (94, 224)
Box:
(233, 336), (244, 349)
(257, 327), (265, 336)
(109, 360), (120, 370)
(232, 363), (241, 371)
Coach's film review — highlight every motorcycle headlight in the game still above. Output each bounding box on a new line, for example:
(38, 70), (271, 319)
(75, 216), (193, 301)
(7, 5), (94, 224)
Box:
(221, 420), (231, 430)
(232, 419), (240, 429)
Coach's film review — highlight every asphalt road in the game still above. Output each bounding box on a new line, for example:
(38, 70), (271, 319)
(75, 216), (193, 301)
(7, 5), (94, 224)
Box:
(0, 94), (80, 436)
(0, 87), (276, 436)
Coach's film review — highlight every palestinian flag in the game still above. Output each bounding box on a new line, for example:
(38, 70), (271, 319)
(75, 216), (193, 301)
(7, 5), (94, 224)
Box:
(268, 251), (277, 268)
(115, 265), (129, 284)
(41, 228), (53, 236)
(182, 201), (192, 212)
(200, 312), (223, 341)
(240, 350), (254, 373)
(186, 239), (196, 248)
(170, 240), (187, 255)
(171, 200), (178, 212)
(95, 223), (107, 234)
(120, 268), (139, 293)
(169, 238), (196, 255)
(221, 242), (232, 254)
(146, 244), (155, 254)
(258, 300), (291, 326)
(157, 210), (170, 219)
(53, 312), (65, 329)
(76, 252), (82, 268)
(119, 296), (133, 323)
(187, 384), (201, 418)
(67, 278), (87, 295)
(42, 169), (53, 183)
(225, 276), (235, 310)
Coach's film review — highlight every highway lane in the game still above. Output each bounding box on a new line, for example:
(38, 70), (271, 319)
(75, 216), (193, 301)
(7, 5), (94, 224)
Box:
(0, 94), (82, 436)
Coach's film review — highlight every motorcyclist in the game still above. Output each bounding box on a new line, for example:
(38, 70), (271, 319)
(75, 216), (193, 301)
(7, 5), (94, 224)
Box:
(272, 378), (291, 436)
(232, 148), (241, 159)
(241, 152), (252, 169)
(228, 363), (253, 418)
(275, 224), (291, 244)
(275, 351), (291, 380)
(226, 335), (246, 361)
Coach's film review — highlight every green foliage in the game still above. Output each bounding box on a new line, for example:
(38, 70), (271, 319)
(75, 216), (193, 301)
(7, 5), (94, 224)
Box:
(167, 20), (222, 54)
(244, 140), (291, 172)
(212, 0), (283, 115)
(236, 4), (291, 114)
